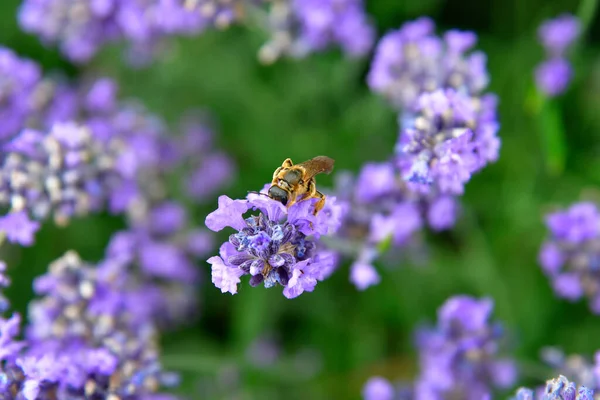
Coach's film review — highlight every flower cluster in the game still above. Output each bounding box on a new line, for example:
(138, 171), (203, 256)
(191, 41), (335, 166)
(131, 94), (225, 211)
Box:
(0, 123), (127, 245)
(0, 47), (43, 142)
(535, 14), (581, 97)
(0, 252), (177, 399)
(540, 347), (600, 391)
(368, 17), (499, 190)
(18, 0), (207, 63)
(331, 164), (446, 290)
(105, 200), (213, 328)
(0, 48), (234, 248)
(258, 0), (375, 64)
(328, 18), (500, 290)
(538, 202), (600, 312)
(205, 193), (342, 298)
(362, 296), (515, 400)
(513, 375), (595, 400)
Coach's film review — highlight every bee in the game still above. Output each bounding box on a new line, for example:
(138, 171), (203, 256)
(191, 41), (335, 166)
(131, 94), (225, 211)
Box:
(267, 156), (335, 215)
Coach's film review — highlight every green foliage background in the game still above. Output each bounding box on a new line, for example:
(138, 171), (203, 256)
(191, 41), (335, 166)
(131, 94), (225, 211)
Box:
(1, 0), (600, 398)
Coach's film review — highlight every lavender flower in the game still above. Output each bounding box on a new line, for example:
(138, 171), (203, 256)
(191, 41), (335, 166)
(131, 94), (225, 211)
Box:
(329, 19), (499, 288)
(0, 123), (127, 245)
(396, 89), (499, 195)
(0, 47), (42, 142)
(328, 164), (457, 290)
(258, 0), (375, 64)
(413, 296), (516, 399)
(183, 0), (244, 29)
(535, 58), (573, 97)
(105, 201), (207, 327)
(535, 14), (581, 97)
(538, 202), (600, 312)
(538, 14), (581, 56)
(363, 376), (395, 400)
(368, 18), (500, 191)
(540, 348), (600, 391)
(368, 18), (489, 110)
(205, 193), (342, 298)
(20, 251), (177, 398)
(513, 375), (594, 400)
(18, 0), (206, 63)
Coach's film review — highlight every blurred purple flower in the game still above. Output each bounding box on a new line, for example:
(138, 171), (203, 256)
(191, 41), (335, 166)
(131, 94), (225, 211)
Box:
(0, 252), (178, 398)
(349, 261), (380, 291)
(18, 0), (209, 63)
(368, 18), (490, 110)
(534, 14), (580, 97)
(259, 0), (374, 63)
(538, 202), (600, 312)
(538, 14), (581, 56)
(0, 47), (41, 142)
(535, 58), (573, 97)
(0, 211), (40, 247)
(414, 295), (516, 399)
(363, 376), (395, 400)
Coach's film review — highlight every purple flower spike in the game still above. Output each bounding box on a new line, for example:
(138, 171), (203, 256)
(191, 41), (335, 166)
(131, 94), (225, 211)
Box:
(535, 14), (580, 97)
(414, 295), (516, 399)
(396, 88), (499, 194)
(18, 0), (209, 63)
(0, 47), (42, 142)
(0, 123), (129, 243)
(539, 202), (600, 312)
(0, 251), (179, 399)
(368, 18), (489, 109)
(205, 192), (342, 297)
(259, 0), (374, 63)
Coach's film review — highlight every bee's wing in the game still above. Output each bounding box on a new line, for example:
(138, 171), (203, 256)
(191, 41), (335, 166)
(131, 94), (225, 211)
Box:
(296, 156), (335, 180)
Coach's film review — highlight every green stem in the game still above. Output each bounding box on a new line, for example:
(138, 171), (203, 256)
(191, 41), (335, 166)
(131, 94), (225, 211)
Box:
(577, 0), (599, 34)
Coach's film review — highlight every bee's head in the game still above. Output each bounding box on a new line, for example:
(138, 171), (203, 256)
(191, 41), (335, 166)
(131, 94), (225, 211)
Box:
(268, 185), (289, 206)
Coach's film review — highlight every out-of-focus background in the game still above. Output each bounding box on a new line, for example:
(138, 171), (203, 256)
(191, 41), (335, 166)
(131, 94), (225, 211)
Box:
(1, 0), (600, 398)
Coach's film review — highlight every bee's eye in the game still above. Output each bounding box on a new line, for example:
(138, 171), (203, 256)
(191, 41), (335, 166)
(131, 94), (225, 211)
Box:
(283, 169), (302, 185)
(268, 186), (288, 206)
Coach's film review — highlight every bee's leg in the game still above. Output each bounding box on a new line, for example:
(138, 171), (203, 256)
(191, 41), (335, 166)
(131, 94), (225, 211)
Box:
(313, 191), (326, 216)
(282, 158), (293, 168)
(286, 192), (298, 208)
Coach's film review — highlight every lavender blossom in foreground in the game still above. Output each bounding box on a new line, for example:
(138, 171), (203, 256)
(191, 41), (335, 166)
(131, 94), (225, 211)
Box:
(205, 193), (342, 298)
(413, 296), (516, 399)
(18, 0), (206, 63)
(258, 0), (375, 64)
(513, 375), (594, 400)
(538, 202), (600, 312)
(535, 14), (581, 97)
